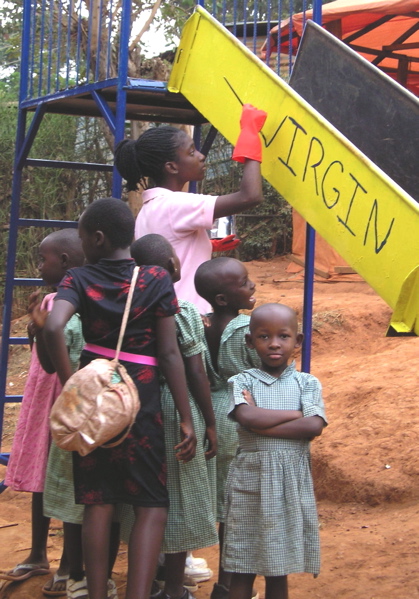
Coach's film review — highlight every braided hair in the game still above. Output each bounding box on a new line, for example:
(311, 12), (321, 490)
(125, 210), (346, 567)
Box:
(114, 126), (185, 191)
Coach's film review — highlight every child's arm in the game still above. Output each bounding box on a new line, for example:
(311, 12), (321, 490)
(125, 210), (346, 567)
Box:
(248, 416), (325, 440)
(228, 377), (301, 429)
(183, 353), (217, 460)
(246, 375), (327, 440)
(27, 291), (55, 373)
(43, 299), (77, 385)
(213, 159), (262, 218)
(233, 402), (303, 430)
(156, 315), (197, 463)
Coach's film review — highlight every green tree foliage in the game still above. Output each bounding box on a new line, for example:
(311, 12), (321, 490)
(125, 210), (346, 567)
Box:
(0, 79), (113, 315)
(200, 128), (292, 260)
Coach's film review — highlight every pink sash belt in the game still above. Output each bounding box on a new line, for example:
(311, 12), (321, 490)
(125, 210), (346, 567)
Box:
(83, 343), (158, 366)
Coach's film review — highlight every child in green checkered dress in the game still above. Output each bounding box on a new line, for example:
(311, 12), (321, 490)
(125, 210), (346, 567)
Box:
(194, 257), (260, 599)
(120, 234), (218, 599)
(223, 303), (327, 599)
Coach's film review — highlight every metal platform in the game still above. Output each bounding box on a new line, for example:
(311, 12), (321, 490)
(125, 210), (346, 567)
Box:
(21, 79), (206, 125)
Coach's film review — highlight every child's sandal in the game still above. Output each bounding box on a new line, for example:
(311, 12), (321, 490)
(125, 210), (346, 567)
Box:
(66, 578), (88, 599)
(155, 588), (196, 599)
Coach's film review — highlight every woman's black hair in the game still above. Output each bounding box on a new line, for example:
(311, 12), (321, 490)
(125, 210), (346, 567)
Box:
(114, 126), (185, 191)
(130, 234), (174, 268)
(79, 198), (135, 249)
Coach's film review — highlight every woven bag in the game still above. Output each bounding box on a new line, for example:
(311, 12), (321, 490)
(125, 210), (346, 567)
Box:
(50, 267), (141, 456)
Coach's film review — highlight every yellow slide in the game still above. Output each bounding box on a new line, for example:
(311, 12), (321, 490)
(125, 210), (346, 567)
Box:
(168, 6), (419, 335)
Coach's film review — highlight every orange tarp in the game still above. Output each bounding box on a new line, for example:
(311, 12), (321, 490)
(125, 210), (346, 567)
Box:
(261, 0), (419, 95)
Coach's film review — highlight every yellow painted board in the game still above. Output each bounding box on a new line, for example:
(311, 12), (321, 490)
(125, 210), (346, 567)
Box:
(169, 6), (419, 333)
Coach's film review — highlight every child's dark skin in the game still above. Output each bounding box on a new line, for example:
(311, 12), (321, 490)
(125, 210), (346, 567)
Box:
(44, 216), (196, 599)
(198, 258), (256, 591)
(229, 304), (325, 599)
(3, 231), (85, 595)
(204, 260), (256, 373)
(45, 220), (196, 460)
(28, 233), (80, 372)
(239, 304), (324, 439)
(132, 239), (217, 599)
(131, 242), (217, 461)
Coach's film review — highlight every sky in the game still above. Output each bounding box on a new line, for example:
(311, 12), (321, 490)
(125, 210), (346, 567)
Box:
(138, 18), (178, 58)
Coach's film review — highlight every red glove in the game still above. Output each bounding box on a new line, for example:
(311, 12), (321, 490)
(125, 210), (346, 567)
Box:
(211, 234), (241, 252)
(232, 103), (267, 163)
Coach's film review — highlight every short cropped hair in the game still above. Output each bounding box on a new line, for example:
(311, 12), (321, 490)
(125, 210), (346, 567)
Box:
(195, 257), (235, 305)
(44, 229), (84, 267)
(80, 198), (134, 249)
(131, 234), (173, 268)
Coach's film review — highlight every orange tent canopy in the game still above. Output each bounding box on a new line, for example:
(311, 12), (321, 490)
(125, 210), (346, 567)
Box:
(261, 0), (419, 94)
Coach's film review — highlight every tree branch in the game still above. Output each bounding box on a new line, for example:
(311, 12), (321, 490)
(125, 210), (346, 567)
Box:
(129, 0), (163, 51)
(111, 0), (122, 23)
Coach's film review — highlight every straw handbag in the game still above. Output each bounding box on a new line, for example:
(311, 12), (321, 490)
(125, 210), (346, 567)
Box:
(50, 267), (141, 456)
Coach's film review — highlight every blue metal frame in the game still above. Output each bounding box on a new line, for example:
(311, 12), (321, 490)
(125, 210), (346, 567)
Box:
(1, 0), (319, 490)
(112, 0), (132, 198)
(0, 0), (32, 475)
(0, 0), (134, 484)
(301, 0), (322, 373)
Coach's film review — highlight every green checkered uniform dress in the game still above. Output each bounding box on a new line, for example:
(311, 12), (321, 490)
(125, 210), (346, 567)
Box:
(222, 363), (327, 576)
(43, 314), (85, 524)
(119, 300), (218, 552)
(203, 314), (260, 522)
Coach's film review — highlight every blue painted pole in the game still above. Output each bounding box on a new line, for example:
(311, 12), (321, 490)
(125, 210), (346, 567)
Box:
(301, 0), (322, 373)
(0, 0), (33, 468)
(112, 0), (132, 198)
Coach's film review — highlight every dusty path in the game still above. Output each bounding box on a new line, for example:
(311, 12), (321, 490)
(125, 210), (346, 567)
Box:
(1, 256), (418, 599)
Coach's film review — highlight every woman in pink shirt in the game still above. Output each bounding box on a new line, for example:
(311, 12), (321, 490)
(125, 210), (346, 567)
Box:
(114, 105), (267, 314)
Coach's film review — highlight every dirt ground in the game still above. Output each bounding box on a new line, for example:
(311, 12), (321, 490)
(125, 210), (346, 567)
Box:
(1, 255), (418, 599)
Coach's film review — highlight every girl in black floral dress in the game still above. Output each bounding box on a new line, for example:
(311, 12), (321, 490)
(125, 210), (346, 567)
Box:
(44, 198), (196, 599)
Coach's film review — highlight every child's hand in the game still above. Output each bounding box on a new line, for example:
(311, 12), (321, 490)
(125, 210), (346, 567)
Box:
(174, 422), (197, 463)
(200, 314), (211, 328)
(28, 290), (41, 311)
(28, 291), (49, 331)
(27, 291), (49, 337)
(242, 389), (256, 406)
(204, 424), (217, 460)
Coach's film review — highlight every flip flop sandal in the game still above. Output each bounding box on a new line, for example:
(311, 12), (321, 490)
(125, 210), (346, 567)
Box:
(157, 588), (197, 599)
(42, 572), (70, 597)
(107, 578), (119, 599)
(66, 577), (88, 599)
(0, 563), (50, 582)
